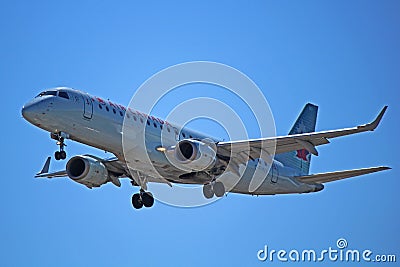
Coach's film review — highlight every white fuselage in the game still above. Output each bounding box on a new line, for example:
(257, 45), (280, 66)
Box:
(22, 88), (322, 195)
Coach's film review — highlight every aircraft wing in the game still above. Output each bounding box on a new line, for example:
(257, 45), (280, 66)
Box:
(34, 157), (66, 178)
(34, 156), (127, 179)
(295, 166), (391, 184)
(216, 106), (387, 160)
(33, 155), (170, 189)
(35, 170), (67, 178)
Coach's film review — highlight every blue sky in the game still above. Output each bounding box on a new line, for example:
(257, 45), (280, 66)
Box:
(1, 1), (399, 266)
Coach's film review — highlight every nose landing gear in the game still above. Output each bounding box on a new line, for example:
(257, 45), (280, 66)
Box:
(55, 149), (66, 161)
(51, 132), (68, 160)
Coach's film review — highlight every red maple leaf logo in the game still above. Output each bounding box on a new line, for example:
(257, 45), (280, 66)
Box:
(296, 149), (309, 161)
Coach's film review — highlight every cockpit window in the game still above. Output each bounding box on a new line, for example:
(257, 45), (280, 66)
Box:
(36, 91), (57, 97)
(58, 91), (70, 99)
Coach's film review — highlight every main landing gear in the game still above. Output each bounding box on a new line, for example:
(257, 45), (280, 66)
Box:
(51, 133), (67, 160)
(203, 181), (225, 199)
(131, 189), (154, 209)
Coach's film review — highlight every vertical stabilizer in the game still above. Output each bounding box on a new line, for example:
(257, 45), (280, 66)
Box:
(276, 103), (318, 175)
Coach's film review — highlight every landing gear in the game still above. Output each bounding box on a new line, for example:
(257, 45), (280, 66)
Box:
(54, 150), (66, 160)
(213, 181), (225, 197)
(141, 192), (154, 207)
(131, 189), (154, 209)
(51, 133), (67, 160)
(132, 193), (143, 209)
(203, 183), (214, 199)
(202, 181), (225, 199)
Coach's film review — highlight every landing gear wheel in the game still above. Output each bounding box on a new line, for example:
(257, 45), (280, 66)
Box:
(213, 181), (225, 197)
(131, 193), (143, 209)
(60, 151), (66, 160)
(203, 183), (214, 199)
(54, 151), (61, 161)
(141, 192), (154, 208)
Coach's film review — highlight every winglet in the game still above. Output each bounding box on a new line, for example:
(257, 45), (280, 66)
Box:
(36, 157), (51, 176)
(359, 106), (388, 131)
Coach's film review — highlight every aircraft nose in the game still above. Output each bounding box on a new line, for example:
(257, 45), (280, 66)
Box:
(22, 101), (41, 121)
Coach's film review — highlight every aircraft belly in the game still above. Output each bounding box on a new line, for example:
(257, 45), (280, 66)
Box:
(224, 167), (315, 195)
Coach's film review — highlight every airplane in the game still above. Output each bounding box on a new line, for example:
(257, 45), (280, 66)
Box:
(21, 87), (390, 209)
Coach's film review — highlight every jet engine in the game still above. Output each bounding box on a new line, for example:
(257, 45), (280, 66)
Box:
(173, 139), (217, 171)
(66, 155), (109, 188)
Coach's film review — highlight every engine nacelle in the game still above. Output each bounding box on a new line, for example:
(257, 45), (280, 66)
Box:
(66, 155), (109, 188)
(173, 139), (217, 171)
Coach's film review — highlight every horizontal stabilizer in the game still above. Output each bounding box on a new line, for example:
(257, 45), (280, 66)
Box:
(296, 166), (391, 184)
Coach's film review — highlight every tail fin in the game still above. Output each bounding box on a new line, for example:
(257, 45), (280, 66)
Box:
(276, 103), (318, 175)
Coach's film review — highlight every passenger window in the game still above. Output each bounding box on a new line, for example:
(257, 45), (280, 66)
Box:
(167, 127), (170, 133)
(160, 125), (163, 130)
(133, 116), (137, 121)
(119, 111), (123, 116)
(153, 122), (157, 128)
(147, 120), (150, 126)
(189, 135), (193, 138)
(113, 108), (116, 114)
(182, 132), (186, 138)
(126, 113), (130, 119)
(98, 104), (103, 109)
(106, 106), (109, 112)
(58, 91), (70, 99)
(140, 118), (143, 123)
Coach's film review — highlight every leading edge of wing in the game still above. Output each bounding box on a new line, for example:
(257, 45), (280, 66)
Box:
(295, 166), (391, 184)
(35, 170), (68, 178)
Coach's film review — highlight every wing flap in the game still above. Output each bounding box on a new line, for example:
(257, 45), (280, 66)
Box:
(295, 166), (391, 184)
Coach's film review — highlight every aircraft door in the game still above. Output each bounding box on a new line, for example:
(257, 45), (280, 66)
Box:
(82, 95), (93, 119)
